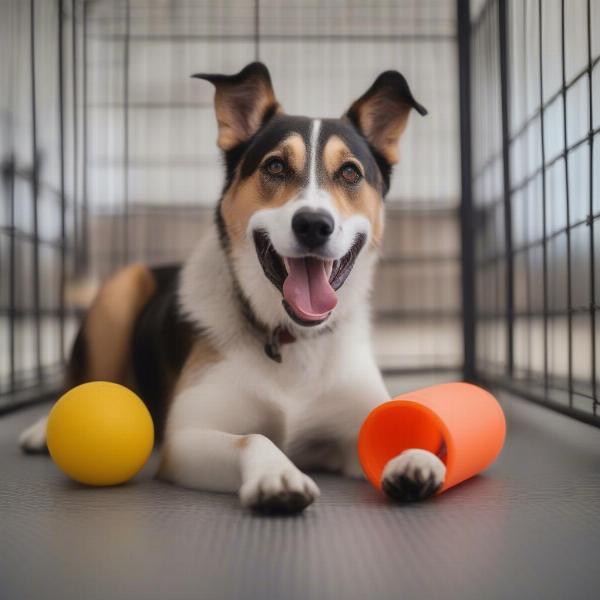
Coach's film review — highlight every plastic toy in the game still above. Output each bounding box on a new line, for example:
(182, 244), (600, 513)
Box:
(358, 382), (506, 495)
(46, 381), (154, 486)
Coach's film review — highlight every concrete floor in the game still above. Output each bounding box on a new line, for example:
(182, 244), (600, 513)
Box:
(1, 379), (600, 600)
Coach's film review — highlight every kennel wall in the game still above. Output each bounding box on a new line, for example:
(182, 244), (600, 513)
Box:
(0, 0), (461, 411)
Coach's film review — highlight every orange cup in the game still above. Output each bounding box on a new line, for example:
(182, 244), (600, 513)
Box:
(358, 382), (506, 494)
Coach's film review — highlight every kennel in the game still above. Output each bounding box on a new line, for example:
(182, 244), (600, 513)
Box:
(1, 1), (600, 598)
(2, 0), (598, 427)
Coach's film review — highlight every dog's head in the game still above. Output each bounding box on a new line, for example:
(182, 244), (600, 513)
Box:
(194, 62), (426, 332)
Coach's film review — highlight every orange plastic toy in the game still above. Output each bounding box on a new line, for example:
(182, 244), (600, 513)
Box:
(358, 382), (506, 494)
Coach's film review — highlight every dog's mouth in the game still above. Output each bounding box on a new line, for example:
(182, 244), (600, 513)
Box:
(253, 231), (367, 327)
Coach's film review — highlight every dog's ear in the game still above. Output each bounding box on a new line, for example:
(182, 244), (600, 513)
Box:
(344, 71), (427, 165)
(193, 62), (281, 151)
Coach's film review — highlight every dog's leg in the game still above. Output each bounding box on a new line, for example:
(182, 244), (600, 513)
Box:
(160, 429), (319, 513)
(159, 369), (320, 514)
(324, 355), (446, 502)
(18, 264), (156, 453)
(19, 416), (49, 454)
(380, 449), (446, 502)
(308, 354), (388, 479)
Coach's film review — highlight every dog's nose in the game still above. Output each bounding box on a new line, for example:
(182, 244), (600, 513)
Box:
(292, 209), (335, 249)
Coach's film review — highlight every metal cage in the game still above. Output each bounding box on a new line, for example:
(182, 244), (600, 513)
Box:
(470, 0), (600, 425)
(1, 0), (598, 428)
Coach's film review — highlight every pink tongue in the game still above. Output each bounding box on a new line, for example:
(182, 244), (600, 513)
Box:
(283, 257), (338, 321)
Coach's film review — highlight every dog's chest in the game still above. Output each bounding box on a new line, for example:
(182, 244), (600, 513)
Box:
(241, 332), (342, 416)
(275, 335), (339, 383)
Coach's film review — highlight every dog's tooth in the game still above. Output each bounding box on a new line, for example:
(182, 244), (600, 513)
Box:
(283, 257), (290, 274)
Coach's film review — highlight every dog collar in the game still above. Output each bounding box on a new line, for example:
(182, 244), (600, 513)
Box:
(233, 285), (296, 363)
(218, 243), (298, 363)
(264, 326), (296, 363)
(229, 266), (333, 364)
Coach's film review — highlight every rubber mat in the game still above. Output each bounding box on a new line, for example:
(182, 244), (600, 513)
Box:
(1, 385), (599, 600)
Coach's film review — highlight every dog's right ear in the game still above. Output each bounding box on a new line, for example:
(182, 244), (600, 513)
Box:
(193, 62), (281, 151)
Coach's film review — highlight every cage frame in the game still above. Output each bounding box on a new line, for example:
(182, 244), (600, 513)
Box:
(1, 0), (598, 429)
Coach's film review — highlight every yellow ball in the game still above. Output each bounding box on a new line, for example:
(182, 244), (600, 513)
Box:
(47, 382), (154, 486)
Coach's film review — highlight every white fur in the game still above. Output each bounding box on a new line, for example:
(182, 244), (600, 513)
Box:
(19, 121), (444, 512)
(19, 416), (48, 452)
(247, 118), (370, 264)
(248, 202), (370, 260)
(307, 119), (321, 192)
(155, 219), (391, 511)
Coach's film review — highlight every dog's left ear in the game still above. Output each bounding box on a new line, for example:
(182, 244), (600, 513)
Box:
(345, 71), (427, 165)
(193, 62), (281, 151)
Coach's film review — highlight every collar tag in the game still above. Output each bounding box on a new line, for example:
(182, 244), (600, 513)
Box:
(264, 326), (296, 363)
(264, 340), (282, 363)
(264, 327), (283, 363)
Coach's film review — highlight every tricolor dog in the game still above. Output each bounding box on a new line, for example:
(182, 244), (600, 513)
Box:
(20, 63), (446, 513)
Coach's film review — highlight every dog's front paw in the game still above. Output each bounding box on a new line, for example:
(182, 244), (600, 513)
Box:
(381, 449), (445, 503)
(19, 417), (49, 454)
(240, 468), (320, 515)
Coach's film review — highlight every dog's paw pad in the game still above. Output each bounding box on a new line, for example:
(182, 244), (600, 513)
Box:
(19, 418), (49, 454)
(381, 449), (445, 503)
(240, 469), (320, 514)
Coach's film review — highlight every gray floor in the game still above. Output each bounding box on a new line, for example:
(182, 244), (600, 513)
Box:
(1, 379), (600, 600)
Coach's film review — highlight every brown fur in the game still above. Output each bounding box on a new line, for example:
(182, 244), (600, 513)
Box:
(221, 134), (306, 247)
(234, 436), (250, 449)
(347, 85), (415, 165)
(322, 135), (384, 246)
(171, 337), (222, 401)
(68, 263), (156, 389)
(201, 64), (282, 151)
(215, 87), (281, 150)
(355, 95), (410, 164)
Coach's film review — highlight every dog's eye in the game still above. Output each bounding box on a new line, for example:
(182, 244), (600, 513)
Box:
(264, 157), (286, 176)
(339, 163), (362, 185)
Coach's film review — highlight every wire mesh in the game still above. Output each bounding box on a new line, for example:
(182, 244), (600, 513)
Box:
(1, 0), (462, 411)
(471, 0), (600, 426)
(4, 0), (597, 428)
(0, 0), (83, 411)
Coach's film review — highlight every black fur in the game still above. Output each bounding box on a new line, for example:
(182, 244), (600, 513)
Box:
(235, 114), (385, 193)
(239, 115), (311, 180)
(192, 62), (274, 96)
(66, 324), (88, 389)
(214, 199), (231, 253)
(58, 64), (425, 451)
(345, 70), (428, 123)
(61, 267), (195, 443)
(251, 490), (314, 515)
(382, 472), (442, 503)
(131, 266), (197, 441)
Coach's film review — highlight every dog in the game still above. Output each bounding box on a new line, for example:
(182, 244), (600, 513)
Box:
(19, 62), (446, 514)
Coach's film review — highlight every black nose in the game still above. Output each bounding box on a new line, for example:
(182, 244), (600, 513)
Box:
(291, 209), (335, 249)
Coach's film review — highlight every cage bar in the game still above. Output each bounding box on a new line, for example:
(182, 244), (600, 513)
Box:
(0, 0), (598, 429)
